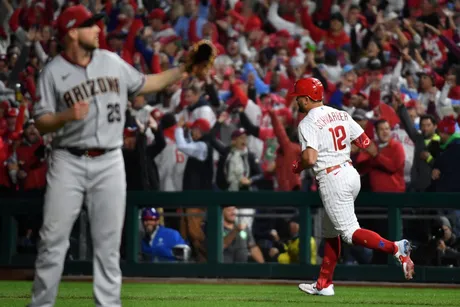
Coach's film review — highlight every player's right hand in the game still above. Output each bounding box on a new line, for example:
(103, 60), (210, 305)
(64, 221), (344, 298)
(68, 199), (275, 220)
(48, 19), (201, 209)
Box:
(67, 101), (89, 121)
(237, 223), (247, 231)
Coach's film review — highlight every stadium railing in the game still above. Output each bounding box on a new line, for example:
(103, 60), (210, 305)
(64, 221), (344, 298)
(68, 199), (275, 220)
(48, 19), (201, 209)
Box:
(1, 191), (459, 283)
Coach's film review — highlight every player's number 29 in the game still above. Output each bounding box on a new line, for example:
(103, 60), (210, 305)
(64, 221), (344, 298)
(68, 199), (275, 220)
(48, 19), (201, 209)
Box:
(107, 103), (121, 123)
(328, 125), (346, 151)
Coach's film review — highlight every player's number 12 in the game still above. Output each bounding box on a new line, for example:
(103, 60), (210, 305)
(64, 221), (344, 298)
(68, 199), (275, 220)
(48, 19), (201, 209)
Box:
(329, 125), (346, 151)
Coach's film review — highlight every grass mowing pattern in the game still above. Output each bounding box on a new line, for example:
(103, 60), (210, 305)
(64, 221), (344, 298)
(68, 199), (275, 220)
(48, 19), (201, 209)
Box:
(0, 281), (459, 307)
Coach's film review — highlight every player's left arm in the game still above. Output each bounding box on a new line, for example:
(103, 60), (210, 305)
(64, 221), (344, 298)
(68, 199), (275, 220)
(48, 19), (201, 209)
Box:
(139, 65), (187, 95)
(349, 114), (371, 149)
(352, 133), (371, 149)
(118, 54), (186, 96)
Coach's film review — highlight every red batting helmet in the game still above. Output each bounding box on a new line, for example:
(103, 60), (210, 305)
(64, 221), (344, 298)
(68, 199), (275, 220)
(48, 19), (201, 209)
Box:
(289, 77), (324, 101)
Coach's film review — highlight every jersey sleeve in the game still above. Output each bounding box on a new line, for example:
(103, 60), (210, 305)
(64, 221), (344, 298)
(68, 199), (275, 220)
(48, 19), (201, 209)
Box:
(191, 106), (216, 127)
(349, 116), (365, 141)
(33, 68), (56, 119)
(117, 54), (146, 97)
(298, 120), (319, 151)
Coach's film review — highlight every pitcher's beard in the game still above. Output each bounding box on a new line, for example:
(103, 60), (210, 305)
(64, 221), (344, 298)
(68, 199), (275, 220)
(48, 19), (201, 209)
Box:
(79, 40), (98, 53)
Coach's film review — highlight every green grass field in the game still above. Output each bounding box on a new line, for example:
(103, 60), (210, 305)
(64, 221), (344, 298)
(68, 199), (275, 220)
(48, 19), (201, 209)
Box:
(1, 281), (459, 307)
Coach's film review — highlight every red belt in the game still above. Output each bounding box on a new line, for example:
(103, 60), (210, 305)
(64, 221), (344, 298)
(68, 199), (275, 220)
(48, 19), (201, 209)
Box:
(325, 161), (352, 174)
(60, 147), (116, 158)
(84, 150), (107, 157)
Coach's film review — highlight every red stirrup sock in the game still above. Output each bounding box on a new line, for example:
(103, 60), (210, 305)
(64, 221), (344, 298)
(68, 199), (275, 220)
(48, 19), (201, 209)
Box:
(316, 236), (341, 290)
(352, 228), (396, 254)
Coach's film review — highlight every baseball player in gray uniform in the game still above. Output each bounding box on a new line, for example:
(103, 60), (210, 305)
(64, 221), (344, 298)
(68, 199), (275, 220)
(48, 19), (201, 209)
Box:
(29, 5), (193, 307)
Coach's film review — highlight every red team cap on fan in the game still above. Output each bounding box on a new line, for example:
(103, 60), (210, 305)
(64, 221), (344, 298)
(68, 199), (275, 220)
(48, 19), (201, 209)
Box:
(150, 108), (163, 120)
(405, 99), (417, 109)
(56, 5), (104, 40)
(159, 35), (181, 46)
(289, 77), (324, 101)
(438, 115), (456, 135)
(245, 16), (262, 32)
(148, 9), (166, 21)
(7, 108), (18, 117)
(190, 118), (211, 133)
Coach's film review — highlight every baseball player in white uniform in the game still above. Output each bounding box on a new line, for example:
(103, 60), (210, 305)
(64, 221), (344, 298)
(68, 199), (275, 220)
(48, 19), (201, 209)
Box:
(290, 78), (414, 296)
(30, 5), (199, 307)
(154, 114), (187, 191)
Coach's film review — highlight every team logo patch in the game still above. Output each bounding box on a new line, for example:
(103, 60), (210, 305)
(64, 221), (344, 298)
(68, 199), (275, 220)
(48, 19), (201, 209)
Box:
(66, 19), (76, 28)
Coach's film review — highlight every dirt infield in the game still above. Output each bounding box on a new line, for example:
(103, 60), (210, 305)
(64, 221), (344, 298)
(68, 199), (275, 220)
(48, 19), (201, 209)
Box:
(1, 269), (458, 289)
(65, 276), (460, 288)
(0, 269), (34, 280)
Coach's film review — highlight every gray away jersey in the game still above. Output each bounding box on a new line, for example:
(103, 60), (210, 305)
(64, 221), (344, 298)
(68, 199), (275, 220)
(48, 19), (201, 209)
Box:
(34, 49), (145, 149)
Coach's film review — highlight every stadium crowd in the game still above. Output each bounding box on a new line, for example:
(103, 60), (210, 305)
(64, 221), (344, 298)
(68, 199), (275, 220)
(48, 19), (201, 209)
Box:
(1, 0), (460, 266)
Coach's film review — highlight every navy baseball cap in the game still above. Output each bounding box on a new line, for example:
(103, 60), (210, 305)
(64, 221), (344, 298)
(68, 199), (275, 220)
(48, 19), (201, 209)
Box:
(141, 208), (160, 221)
(57, 5), (104, 40)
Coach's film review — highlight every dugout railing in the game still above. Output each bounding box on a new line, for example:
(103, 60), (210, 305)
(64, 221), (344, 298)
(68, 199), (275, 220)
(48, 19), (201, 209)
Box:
(1, 191), (459, 283)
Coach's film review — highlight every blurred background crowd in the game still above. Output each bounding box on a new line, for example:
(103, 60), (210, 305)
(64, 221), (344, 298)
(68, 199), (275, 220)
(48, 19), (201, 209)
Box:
(1, 0), (460, 267)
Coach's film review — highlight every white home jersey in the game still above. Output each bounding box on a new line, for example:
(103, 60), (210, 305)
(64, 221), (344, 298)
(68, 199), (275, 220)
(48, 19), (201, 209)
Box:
(244, 99), (264, 161)
(391, 126), (414, 183)
(154, 134), (187, 191)
(175, 104), (216, 128)
(298, 105), (364, 173)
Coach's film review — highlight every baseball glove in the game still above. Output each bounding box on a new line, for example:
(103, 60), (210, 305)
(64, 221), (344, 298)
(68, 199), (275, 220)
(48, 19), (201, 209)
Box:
(184, 39), (218, 79)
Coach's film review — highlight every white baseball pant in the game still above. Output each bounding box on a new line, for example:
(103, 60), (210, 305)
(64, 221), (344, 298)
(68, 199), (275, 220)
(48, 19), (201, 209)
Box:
(316, 162), (361, 244)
